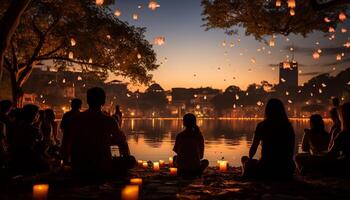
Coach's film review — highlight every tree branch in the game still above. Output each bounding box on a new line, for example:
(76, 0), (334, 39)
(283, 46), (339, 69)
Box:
(36, 56), (108, 68)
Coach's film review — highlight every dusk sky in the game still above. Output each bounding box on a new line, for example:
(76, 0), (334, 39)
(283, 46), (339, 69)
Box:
(109, 0), (350, 91)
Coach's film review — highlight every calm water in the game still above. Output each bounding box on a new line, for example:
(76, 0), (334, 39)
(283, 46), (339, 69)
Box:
(122, 119), (331, 166)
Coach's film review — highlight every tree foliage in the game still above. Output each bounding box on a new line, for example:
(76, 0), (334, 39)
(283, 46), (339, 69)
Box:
(0, 0), (158, 106)
(201, 0), (349, 40)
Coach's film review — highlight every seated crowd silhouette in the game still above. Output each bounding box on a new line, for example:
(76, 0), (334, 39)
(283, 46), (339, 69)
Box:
(0, 87), (350, 181)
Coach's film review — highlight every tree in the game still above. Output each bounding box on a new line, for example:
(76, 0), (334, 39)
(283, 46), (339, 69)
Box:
(1, 0), (158, 106)
(201, 0), (349, 40)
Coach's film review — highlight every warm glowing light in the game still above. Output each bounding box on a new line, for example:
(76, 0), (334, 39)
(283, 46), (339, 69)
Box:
(68, 52), (74, 59)
(137, 160), (143, 167)
(154, 36), (165, 46)
(275, 0), (281, 7)
(70, 38), (76, 46)
(336, 54), (342, 60)
(148, 0), (160, 11)
(289, 9), (295, 16)
(312, 52), (320, 60)
(130, 178), (143, 185)
(324, 17), (331, 23)
(168, 157), (173, 167)
(170, 168), (177, 176)
(137, 53), (142, 59)
(287, 0), (296, 8)
(121, 185), (139, 200)
(218, 160), (228, 172)
(114, 9), (121, 17)
(95, 0), (104, 6)
(339, 12), (347, 22)
(269, 38), (275, 47)
(329, 27), (335, 33)
(132, 13), (139, 20)
(159, 160), (165, 167)
(33, 184), (49, 200)
(142, 161), (148, 169)
(344, 42), (350, 48)
(153, 162), (160, 172)
(341, 28), (348, 33)
(250, 58), (256, 64)
(88, 58), (93, 63)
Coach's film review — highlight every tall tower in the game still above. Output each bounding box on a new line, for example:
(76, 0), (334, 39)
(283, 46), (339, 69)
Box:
(279, 60), (298, 88)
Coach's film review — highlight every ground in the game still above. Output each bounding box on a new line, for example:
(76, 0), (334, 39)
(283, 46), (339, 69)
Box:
(1, 166), (350, 200)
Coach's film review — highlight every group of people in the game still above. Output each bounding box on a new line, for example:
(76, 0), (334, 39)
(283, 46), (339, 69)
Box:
(1, 87), (350, 181)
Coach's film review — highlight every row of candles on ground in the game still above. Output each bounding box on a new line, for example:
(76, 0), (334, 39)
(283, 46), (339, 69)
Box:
(31, 159), (229, 200)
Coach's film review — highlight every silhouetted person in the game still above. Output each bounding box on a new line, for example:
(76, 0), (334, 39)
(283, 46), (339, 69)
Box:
(70, 88), (135, 179)
(173, 113), (209, 178)
(112, 105), (123, 127)
(8, 104), (48, 175)
(241, 98), (295, 180)
(60, 98), (82, 164)
(328, 108), (341, 150)
(301, 114), (330, 154)
(0, 100), (12, 170)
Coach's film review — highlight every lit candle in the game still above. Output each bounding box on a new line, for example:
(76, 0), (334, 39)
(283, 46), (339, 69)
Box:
(142, 161), (148, 169)
(137, 160), (143, 167)
(219, 160), (228, 172)
(153, 162), (160, 172)
(168, 157), (173, 167)
(159, 160), (165, 167)
(33, 184), (49, 200)
(170, 167), (177, 176)
(130, 178), (142, 185)
(121, 185), (139, 200)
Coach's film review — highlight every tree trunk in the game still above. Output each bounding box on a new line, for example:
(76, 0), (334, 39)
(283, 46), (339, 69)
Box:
(0, 0), (32, 80)
(9, 71), (23, 107)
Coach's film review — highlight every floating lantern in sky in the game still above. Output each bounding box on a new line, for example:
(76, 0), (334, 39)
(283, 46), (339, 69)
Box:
(321, 83), (327, 87)
(114, 9), (121, 17)
(344, 42), (350, 48)
(148, 0), (160, 11)
(77, 76), (82, 81)
(95, 0), (103, 6)
(312, 52), (320, 60)
(275, 0), (281, 7)
(324, 17), (331, 23)
(339, 12), (347, 22)
(235, 94), (240, 100)
(89, 58), (93, 63)
(336, 54), (342, 60)
(257, 101), (263, 106)
(329, 27), (335, 33)
(287, 0), (296, 8)
(269, 38), (275, 47)
(341, 28), (348, 33)
(106, 35), (111, 39)
(250, 58), (256, 64)
(319, 88), (323, 94)
(70, 38), (76, 46)
(288, 100), (293, 104)
(317, 49), (322, 54)
(290, 9), (295, 16)
(138, 5), (142, 9)
(68, 52), (74, 59)
(154, 36), (165, 46)
(281, 78), (286, 82)
(132, 13), (139, 20)
(137, 53), (142, 59)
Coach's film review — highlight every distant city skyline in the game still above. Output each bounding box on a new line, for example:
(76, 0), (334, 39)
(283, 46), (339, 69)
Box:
(109, 0), (350, 91)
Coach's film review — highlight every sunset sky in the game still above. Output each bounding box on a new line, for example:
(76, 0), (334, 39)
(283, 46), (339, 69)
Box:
(110, 0), (350, 91)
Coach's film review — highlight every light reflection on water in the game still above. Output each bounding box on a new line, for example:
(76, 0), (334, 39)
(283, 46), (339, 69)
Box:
(123, 119), (331, 166)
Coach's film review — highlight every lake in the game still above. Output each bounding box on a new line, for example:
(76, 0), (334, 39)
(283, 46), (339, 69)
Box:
(122, 118), (331, 166)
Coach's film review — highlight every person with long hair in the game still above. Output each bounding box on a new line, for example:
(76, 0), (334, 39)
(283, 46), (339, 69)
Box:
(328, 108), (342, 150)
(173, 113), (209, 178)
(241, 98), (295, 180)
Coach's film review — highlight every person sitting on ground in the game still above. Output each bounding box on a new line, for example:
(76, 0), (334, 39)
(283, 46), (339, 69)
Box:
(60, 98), (82, 165)
(241, 98), (295, 180)
(8, 104), (48, 175)
(173, 113), (209, 178)
(70, 87), (136, 179)
(327, 102), (350, 173)
(301, 114), (330, 155)
(112, 105), (123, 127)
(328, 108), (341, 150)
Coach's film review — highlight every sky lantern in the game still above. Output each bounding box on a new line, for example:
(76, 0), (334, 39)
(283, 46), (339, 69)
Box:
(88, 58), (93, 63)
(312, 52), (320, 60)
(289, 9), (295, 16)
(68, 52), (74, 59)
(339, 12), (347, 22)
(287, 0), (296, 9)
(148, 0), (160, 11)
(250, 58), (256, 64)
(269, 38), (275, 47)
(114, 9), (121, 17)
(137, 53), (142, 59)
(328, 27), (335, 33)
(317, 49), (322, 53)
(70, 38), (76, 46)
(275, 0), (281, 7)
(336, 54), (342, 60)
(341, 28), (347, 33)
(154, 36), (165, 46)
(324, 17), (331, 23)
(344, 42), (350, 48)
(95, 0), (103, 6)
(133, 13), (139, 20)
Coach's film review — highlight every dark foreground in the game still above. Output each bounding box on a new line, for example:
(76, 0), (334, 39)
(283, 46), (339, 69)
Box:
(1, 166), (350, 200)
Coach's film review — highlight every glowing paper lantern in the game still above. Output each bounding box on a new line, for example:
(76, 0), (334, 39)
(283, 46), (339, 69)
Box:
(70, 38), (76, 46)
(168, 157), (173, 167)
(148, 0), (160, 11)
(33, 184), (49, 200)
(329, 27), (335, 33)
(218, 160), (228, 172)
(287, 0), (296, 8)
(344, 42), (350, 48)
(154, 36), (165, 46)
(339, 12), (347, 22)
(106, 35), (111, 39)
(269, 38), (275, 47)
(170, 168), (177, 176)
(137, 53), (142, 59)
(153, 162), (160, 172)
(324, 17), (331, 23)
(121, 185), (139, 200)
(289, 9), (295, 16)
(132, 13), (139, 20)
(68, 52), (74, 59)
(142, 161), (148, 169)
(88, 58), (93, 63)
(250, 58), (256, 64)
(130, 178), (142, 185)
(235, 94), (240, 100)
(159, 160), (165, 167)
(95, 0), (104, 6)
(341, 28), (348, 33)
(275, 0), (281, 7)
(312, 52), (320, 60)
(137, 160), (143, 167)
(281, 78), (286, 82)
(336, 54), (342, 60)
(114, 9), (121, 17)
(317, 49), (322, 53)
